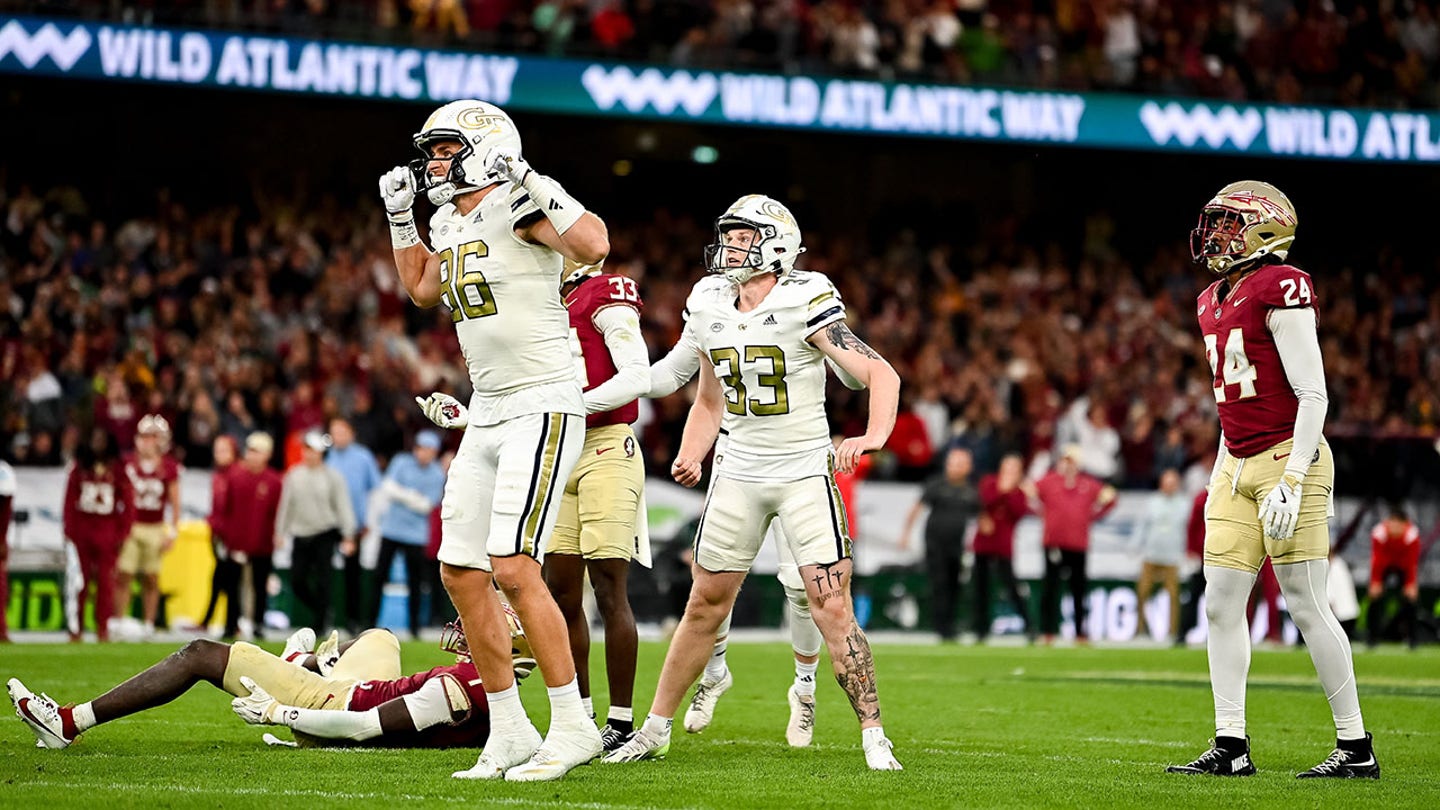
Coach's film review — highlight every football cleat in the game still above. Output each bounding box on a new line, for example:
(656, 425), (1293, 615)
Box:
(863, 735), (903, 771)
(1166, 737), (1256, 776)
(1297, 734), (1380, 779)
(785, 685), (815, 748)
(282, 627), (316, 665)
(599, 726), (670, 763)
(314, 630), (341, 677)
(453, 724), (542, 780)
(504, 724), (604, 782)
(599, 723), (630, 754)
(8, 678), (74, 749)
(683, 669), (733, 733)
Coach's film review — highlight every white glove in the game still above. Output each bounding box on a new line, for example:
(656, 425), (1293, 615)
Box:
(415, 392), (469, 430)
(484, 146), (532, 186)
(378, 166), (416, 215)
(1257, 476), (1302, 540)
(232, 676), (281, 725)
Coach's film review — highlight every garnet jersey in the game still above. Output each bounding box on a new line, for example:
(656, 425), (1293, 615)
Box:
(564, 272), (644, 429)
(1197, 262), (1318, 458)
(1369, 521), (1421, 588)
(123, 453), (181, 524)
(347, 660), (490, 748)
(63, 462), (134, 547)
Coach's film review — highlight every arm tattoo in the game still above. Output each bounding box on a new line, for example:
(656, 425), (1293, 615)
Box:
(835, 624), (882, 724)
(823, 322), (881, 360)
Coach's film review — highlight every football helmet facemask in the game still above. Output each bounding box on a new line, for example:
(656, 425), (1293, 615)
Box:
(438, 602), (537, 680)
(703, 194), (805, 284)
(1190, 180), (1298, 276)
(409, 100), (523, 205)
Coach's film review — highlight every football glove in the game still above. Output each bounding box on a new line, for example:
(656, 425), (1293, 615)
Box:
(232, 676), (281, 725)
(379, 166), (416, 215)
(1258, 475), (1302, 540)
(483, 146), (531, 186)
(416, 392), (469, 430)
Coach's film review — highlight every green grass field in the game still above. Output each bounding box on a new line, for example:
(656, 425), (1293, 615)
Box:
(1, 639), (1437, 808)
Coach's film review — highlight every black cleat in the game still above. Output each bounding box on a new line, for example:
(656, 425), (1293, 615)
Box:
(1166, 736), (1256, 776)
(1297, 733), (1380, 779)
(599, 724), (631, 754)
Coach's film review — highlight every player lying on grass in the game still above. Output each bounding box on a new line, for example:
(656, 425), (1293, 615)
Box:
(8, 618), (531, 750)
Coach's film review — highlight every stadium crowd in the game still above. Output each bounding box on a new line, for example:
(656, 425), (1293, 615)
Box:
(3, 179), (1439, 493)
(26, 0), (1440, 108)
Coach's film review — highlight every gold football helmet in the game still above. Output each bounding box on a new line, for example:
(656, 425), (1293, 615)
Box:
(1190, 180), (1298, 276)
(439, 600), (536, 680)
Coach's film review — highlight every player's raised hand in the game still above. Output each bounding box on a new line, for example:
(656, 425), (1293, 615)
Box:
(834, 435), (882, 475)
(1258, 476), (1302, 540)
(415, 392), (469, 430)
(232, 676), (280, 725)
(483, 145), (531, 185)
(671, 456), (703, 488)
(379, 166), (415, 214)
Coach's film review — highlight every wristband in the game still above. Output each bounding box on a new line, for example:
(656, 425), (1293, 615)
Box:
(389, 209), (421, 250)
(520, 173), (585, 234)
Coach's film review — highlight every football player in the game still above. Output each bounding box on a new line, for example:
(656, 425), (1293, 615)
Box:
(603, 195), (904, 770)
(383, 99), (606, 781)
(6, 621), (532, 750)
(419, 258), (652, 754)
(638, 296), (871, 748)
(1167, 181), (1377, 779)
(116, 415), (183, 638)
(63, 429), (134, 643)
(1366, 507), (1421, 648)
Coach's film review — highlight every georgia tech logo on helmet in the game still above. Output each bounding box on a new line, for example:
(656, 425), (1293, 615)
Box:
(758, 199), (794, 225)
(457, 107), (508, 130)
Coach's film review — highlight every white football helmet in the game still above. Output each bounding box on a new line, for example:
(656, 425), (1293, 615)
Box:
(704, 194), (805, 284)
(409, 100), (523, 205)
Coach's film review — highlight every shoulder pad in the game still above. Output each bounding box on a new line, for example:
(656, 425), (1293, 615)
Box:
(1253, 263), (1316, 310)
(683, 275), (733, 320)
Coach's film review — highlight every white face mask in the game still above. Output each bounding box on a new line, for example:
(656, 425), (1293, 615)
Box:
(427, 182), (457, 205)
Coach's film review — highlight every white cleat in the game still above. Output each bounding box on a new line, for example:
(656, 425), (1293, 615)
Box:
(599, 726), (671, 763)
(281, 627), (316, 665)
(8, 678), (74, 749)
(786, 685), (815, 748)
(864, 735), (903, 771)
(314, 630), (341, 676)
(452, 724), (542, 780)
(683, 669), (733, 733)
(504, 724), (604, 782)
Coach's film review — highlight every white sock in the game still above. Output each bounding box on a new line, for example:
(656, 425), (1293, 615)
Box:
(581, 696), (594, 720)
(862, 726), (888, 747)
(608, 706), (633, 723)
(1274, 559), (1366, 740)
(486, 684), (528, 735)
(547, 677), (588, 727)
(794, 660), (818, 698)
(1205, 565), (1257, 739)
(72, 701), (97, 733)
(642, 712), (673, 739)
(704, 639), (729, 682)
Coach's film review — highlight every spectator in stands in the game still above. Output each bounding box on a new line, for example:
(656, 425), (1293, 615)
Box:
(900, 447), (980, 642)
(887, 392), (935, 482)
(410, 0), (470, 39)
(210, 432), (283, 640)
(1177, 487), (1208, 646)
(1033, 444), (1118, 643)
(276, 430), (355, 634)
(972, 453), (1032, 642)
(371, 429), (447, 639)
(1074, 401), (1122, 484)
(325, 416), (381, 634)
(1134, 468), (1189, 642)
(1367, 507), (1422, 648)
(63, 428), (133, 642)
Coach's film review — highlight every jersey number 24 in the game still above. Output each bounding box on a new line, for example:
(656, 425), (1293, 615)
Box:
(1203, 328), (1258, 402)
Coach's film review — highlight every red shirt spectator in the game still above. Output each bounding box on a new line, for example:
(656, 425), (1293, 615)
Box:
(974, 467), (1030, 557)
(1034, 451), (1117, 552)
(1370, 514), (1422, 591)
(887, 410), (933, 471)
(213, 450), (284, 557)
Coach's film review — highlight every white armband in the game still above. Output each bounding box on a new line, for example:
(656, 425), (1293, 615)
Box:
(389, 209), (420, 250)
(519, 173), (584, 234)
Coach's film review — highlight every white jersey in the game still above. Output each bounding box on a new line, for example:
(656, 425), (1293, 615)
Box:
(684, 270), (847, 482)
(429, 181), (584, 426)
